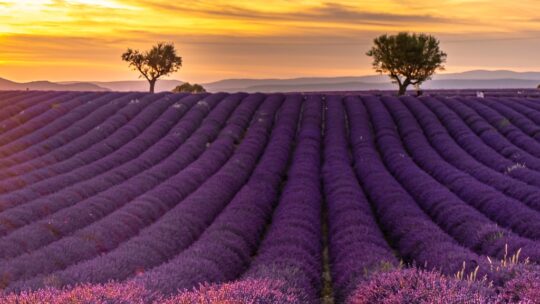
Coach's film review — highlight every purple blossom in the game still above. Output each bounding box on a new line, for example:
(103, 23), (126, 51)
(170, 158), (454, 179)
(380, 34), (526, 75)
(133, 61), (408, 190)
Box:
(0, 91), (540, 303)
(347, 268), (496, 304)
(165, 279), (307, 304)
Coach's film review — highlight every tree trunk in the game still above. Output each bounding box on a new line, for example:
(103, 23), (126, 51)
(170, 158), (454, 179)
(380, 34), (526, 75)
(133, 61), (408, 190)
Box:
(398, 78), (411, 96)
(149, 80), (156, 93)
(398, 83), (408, 96)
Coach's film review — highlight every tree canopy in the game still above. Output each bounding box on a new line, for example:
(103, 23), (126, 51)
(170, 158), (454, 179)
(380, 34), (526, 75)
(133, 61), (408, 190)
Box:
(172, 83), (207, 94)
(367, 32), (447, 95)
(122, 42), (182, 93)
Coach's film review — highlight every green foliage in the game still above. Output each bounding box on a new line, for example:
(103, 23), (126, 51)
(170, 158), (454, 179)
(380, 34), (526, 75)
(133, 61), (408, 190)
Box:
(367, 32), (447, 95)
(122, 42), (182, 93)
(172, 82), (206, 94)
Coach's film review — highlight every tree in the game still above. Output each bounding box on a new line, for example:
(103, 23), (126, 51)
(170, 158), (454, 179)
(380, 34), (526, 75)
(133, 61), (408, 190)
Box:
(367, 32), (447, 95)
(121, 42), (182, 93)
(172, 83), (206, 93)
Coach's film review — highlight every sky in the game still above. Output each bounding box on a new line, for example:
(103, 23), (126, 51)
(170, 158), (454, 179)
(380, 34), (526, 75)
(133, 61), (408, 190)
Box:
(0, 0), (540, 83)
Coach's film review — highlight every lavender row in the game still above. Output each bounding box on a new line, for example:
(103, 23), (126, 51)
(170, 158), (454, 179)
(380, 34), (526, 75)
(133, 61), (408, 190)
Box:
(323, 95), (398, 302)
(495, 97), (540, 136)
(345, 96), (490, 280)
(241, 95), (324, 303)
(130, 95), (301, 295)
(0, 92), (171, 199)
(0, 92), (148, 179)
(1, 93), (269, 290)
(0, 92), (105, 157)
(0, 93), (143, 171)
(0, 92), (126, 164)
(511, 97), (540, 116)
(8, 93), (280, 291)
(0, 92), (90, 148)
(0, 94), (215, 238)
(0, 92), (173, 211)
(0, 92), (68, 136)
(0, 92), (163, 179)
(438, 97), (540, 173)
(481, 98), (540, 142)
(0, 93), (141, 171)
(0, 93), (237, 257)
(376, 96), (540, 262)
(461, 97), (540, 159)
(419, 97), (540, 187)
(402, 97), (540, 212)
(421, 102), (540, 240)
(0, 92), (31, 108)
(412, 98), (540, 202)
(0, 93), (109, 157)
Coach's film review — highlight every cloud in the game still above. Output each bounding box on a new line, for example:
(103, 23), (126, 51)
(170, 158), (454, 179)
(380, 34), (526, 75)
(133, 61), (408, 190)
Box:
(2, 0), (540, 83)
(133, 1), (457, 27)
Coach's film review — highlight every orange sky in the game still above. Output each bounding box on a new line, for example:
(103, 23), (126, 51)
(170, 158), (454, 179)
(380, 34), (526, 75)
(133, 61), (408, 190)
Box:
(1, 0), (540, 83)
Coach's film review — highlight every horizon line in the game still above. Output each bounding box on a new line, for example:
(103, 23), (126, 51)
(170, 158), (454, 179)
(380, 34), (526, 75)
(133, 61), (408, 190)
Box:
(4, 68), (540, 84)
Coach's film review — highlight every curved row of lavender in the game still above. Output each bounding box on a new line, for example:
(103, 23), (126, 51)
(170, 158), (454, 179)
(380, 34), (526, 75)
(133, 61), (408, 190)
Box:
(0, 90), (539, 303)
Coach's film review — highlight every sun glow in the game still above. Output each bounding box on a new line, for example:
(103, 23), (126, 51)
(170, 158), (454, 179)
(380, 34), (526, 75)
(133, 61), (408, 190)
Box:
(0, 0), (539, 82)
(66, 0), (133, 8)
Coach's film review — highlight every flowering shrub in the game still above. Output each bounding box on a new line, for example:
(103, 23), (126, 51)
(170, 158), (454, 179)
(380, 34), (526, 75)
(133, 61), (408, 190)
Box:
(1, 279), (309, 304)
(164, 279), (307, 304)
(347, 269), (496, 304)
(0, 282), (161, 304)
(498, 270), (540, 303)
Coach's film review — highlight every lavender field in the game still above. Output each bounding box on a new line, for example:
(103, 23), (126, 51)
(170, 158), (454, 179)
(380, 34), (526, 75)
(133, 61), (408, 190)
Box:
(0, 90), (540, 303)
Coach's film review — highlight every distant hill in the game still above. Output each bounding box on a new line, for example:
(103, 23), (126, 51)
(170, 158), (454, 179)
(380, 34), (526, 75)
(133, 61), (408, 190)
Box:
(0, 78), (109, 91)
(218, 78), (540, 93)
(61, 80), (183, 92)
(433, 70), (540, 81)
(1, 78), (181, 92)
(201, 76), (388, 92)
(423, 78), (540, 89)
(2, 70), (540, 93)
(202, 70), (540, 92)
(211, 81), (393, 93)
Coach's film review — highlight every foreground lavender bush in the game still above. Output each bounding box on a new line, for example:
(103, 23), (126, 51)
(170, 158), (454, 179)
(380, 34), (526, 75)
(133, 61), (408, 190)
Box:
(0, 282), (162, 304)
(5, 267), (540, 303)
(0, 279), (307, 303)
(2, 264), (540, 303)
(164, 279), (307, 304)
(347, 269), (496, 304)
(498, 270), (540, 303)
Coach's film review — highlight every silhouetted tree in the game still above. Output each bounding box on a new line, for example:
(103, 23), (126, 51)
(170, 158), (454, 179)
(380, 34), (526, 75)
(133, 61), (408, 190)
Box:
(537, 84), (540, 89)
(122, 42), (182, 93)
(172, 82), (206, 93)
(367, 32), (447, 95)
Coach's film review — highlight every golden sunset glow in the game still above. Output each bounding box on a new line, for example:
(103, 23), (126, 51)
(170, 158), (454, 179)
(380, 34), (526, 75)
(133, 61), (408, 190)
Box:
(1, 0), (540, 83)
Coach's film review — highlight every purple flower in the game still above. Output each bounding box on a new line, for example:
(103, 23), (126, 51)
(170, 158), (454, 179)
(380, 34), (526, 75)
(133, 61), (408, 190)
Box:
(165, 279), (307, 304)
(347, 268), (496, 304)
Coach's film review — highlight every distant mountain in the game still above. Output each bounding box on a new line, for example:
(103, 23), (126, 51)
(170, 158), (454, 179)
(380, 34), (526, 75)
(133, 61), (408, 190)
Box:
(223, 78), (540, 93)
(61, 80), (183, 92)
(2, 70), (540, 93)
(1, 78), (181, 92)
(202, 76), (388, 92)
(424, 78), (540, 89)
(433, 70), (540, 81)
(202, 70), (540, 92)
(212, 81), (393, 93)
(0, 78), (109, 91)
